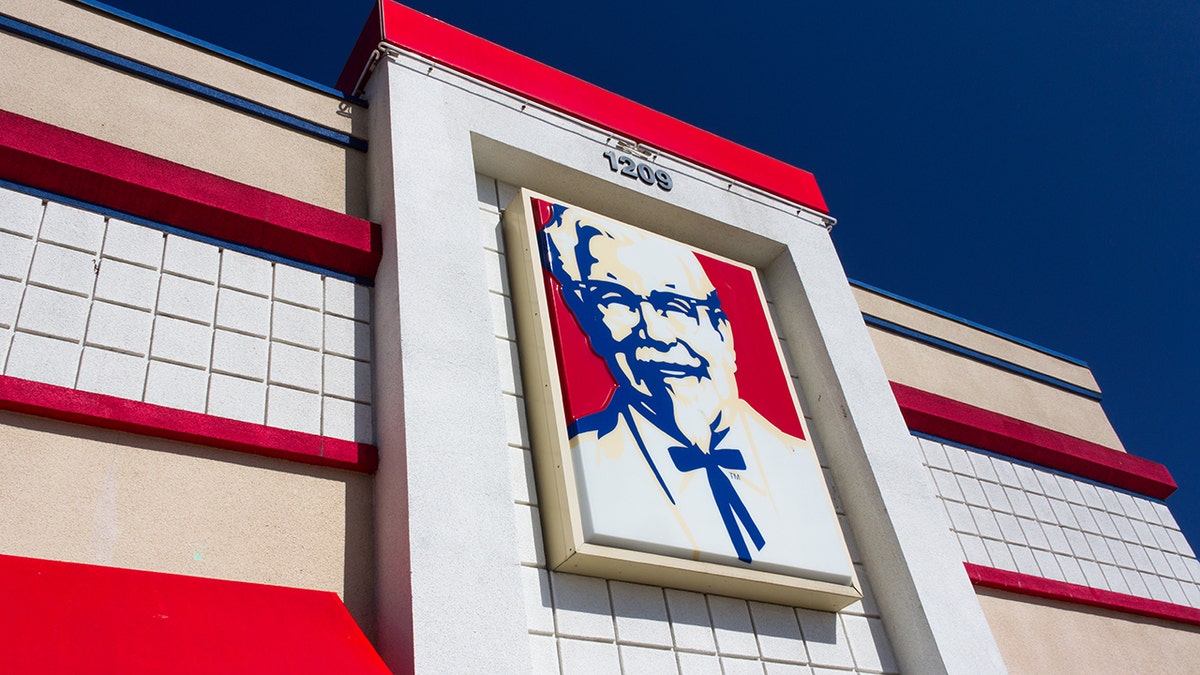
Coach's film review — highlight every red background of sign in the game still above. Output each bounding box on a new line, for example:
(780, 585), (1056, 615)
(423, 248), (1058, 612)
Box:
(532, 198), (804, 439)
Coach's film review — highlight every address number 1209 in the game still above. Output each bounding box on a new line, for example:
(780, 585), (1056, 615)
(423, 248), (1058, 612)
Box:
(603, 150), (673, 191)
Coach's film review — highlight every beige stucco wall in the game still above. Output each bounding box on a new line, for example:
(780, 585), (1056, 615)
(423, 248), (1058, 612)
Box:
(0, 411), (375, 636)
(853, 286), (1099, 392)
(5, 0), (366, 138)
(0, 5), (368, 217)
(868, 326), (1126, 450)
(978, 587), (1200, 674)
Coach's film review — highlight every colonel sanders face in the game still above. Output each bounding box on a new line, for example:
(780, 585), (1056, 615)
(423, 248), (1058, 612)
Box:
(544, 209), (738, 445)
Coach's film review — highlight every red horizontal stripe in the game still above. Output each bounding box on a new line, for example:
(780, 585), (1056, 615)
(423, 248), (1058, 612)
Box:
(364, 1), (828, 215)
(966, 562), (1200, 627)
(0, 376), (377, 473)
(892, 382), (1176, 499)
(0, 109), (381, 279)
(897, 381), (1176, 497)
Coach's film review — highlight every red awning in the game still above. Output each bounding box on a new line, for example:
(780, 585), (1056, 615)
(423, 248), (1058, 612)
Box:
(0, 554), (390, 674)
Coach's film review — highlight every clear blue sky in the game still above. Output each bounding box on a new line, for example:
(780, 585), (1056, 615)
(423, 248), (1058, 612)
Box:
(93, 0), (1200, 540)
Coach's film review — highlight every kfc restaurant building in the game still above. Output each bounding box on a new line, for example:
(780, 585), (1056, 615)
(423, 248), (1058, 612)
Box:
(1, 1), (1198, 673)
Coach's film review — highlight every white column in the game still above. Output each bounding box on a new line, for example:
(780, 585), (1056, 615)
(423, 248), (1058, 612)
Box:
(766, 229), (1008, 674)
(366, 59), (532, 674)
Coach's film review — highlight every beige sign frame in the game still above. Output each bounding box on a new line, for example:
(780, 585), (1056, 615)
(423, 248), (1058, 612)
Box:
(502, 188), (861, 611)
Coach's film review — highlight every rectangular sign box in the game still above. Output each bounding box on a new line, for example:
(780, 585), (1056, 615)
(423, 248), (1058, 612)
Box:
(503, 189), (859, 610)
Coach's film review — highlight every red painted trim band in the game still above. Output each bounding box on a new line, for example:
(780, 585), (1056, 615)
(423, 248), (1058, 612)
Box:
(0, 109), (381, 280)
(342, 1), (829, 215)
(0, 553), (390, 674)
(966, 562), (1200, 627)
(892, 382), (1176, 499)
(0, 376), (377, 473)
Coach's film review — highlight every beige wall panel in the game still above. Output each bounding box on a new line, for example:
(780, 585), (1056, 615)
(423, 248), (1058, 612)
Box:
(978, 588), (1200, 674)
(0, 412), (375, 637)
(2, 0), (366, 138)
(853, 286), (1100, 392)
(868, 326), (1126, 450)
(0, 32), (368, 218)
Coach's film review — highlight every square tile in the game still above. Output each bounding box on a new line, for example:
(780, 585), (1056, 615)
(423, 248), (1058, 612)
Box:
(665, 589), (715, 653)
(39, 203), (104, 253)
(274, 264), (323, 309)
(795, 609), (854, 669)
(103, 218), (163, 268)
(0, 187), (45, 237)
(321, 396), (373, 443)
(85, 302), (153, 356)
(265, 384), (321, 434)
(94, 258), (159, 310)
(162, 234), (219, 282)
(157, 274), (217, 324)
(220, 249), (272, 296)
(550, 572), (613, 640)
(211, 329), (268, 380)
(207, 373), (267, 424)
(17, 285), (90, 341)
(144, 360), (207, 412)
(611, 581), (672, 647)
(150, 315), (212, 368)
(5, 332), (80, 386)
(749, 601), (805, 664)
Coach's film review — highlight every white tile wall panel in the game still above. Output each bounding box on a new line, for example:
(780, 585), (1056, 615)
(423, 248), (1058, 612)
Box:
(150, 315), (212, 369)
(679, 652), (723, 675)
(215, 287), (271, 337)
(211, 329), (268, 380)
(76, 346), (146, 400)
(918, 434), (1200, 608)
(39, 203), (104, 253)
(765, 664), (811, 675)
(323, 354), (372, 402)
(619, 645), (678, 674)
(28, 243), (96, 296)
(266, 384), (321, 434)
(0, 188), (44, 237)
(528, 633), (560, 675)
(0, 230), (35, 281)
(551, 572), (615, 640)
(102, 218), (163, 268)
(274, 263), (323, 309)
(0, 328), (11, 369)
(558, 639), (620, 675)
(325, 276), (371, 319)
(709, 596), (760, 658)
(86, 301), (153, 356)
(220, 249), (272, 296)
(6, 333), (80, 387)
(0, 278), (25, 328)
(272, 301), (322, 349)
(207, 373), (267, 425)
(611, 581), (673, 648)
(0, 186), (375, 444)
(95, 259), (160, 310)
(144, 360), (208, 413)
(478, 176), (899, 675)
(721, 656), (767, 675)
(323, 313), (370, 359)
(321, 396), (373, 444)
(268, 342), (321, 392)
(162, 234), (219, 282)
(156, 274), (217, 324)
(18, 286), (90, 341)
